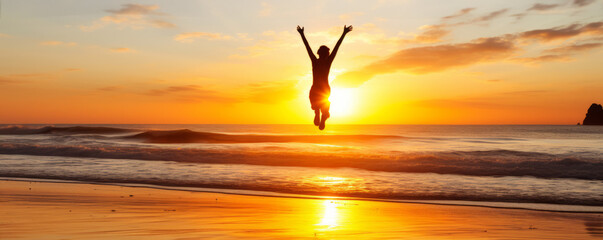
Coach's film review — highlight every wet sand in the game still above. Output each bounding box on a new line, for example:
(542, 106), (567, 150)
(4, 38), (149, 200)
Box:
(1, 179), (601, 239)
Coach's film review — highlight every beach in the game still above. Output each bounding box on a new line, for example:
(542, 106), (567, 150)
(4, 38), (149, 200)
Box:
(1, 179), (601, 239)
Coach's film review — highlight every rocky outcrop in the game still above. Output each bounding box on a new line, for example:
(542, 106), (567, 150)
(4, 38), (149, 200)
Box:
(583, 103), (603, 125)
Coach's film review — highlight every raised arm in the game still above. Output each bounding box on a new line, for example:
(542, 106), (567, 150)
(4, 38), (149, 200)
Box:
(297, 26), (316, 62)
(329, 25), (353, 63)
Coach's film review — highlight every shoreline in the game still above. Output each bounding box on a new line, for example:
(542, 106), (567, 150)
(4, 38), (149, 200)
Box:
(2, 178), (602, 239)
(2, 177), (602, 214)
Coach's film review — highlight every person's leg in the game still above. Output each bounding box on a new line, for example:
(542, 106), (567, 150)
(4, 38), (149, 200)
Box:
(309, 88), (322, 126)
(319, 102), (330, 130)
(314, 109), (320, 126)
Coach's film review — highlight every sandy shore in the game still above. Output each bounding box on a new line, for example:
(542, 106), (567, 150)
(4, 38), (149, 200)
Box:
(1, 179), (601, 239)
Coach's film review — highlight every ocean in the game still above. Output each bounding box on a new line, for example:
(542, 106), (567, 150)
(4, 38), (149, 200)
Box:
(1, 124), (601, 211)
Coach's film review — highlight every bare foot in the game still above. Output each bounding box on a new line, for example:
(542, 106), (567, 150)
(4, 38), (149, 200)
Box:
(314, 110), (320, 126)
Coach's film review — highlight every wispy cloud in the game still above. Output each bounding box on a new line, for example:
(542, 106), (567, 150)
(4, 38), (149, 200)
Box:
(396, 7), (509, 45)
(145, 81), (298, 104)
(335, 20), (603, 87)
(473, 9), (509, 22)
(0, 73), (48, 84)
(110, 47), (135, 53)
(81, 4), (175, 31)
(0, 77), (22, 85)
(174, 32), (233, 43)
(337, 36), (517, 87)
(512, 54), (572, 64)
(145, 84), (237, 103)
(573, 0), (596, 7)
(40, 41), (77, 46)
(520, 22), (603, 42)
(515, 42), (603, 64)
(527, 3), (560, 11)
(545, 42), (603, 53)
(442, 8), (475, 21)
(514, 1), (597, 20)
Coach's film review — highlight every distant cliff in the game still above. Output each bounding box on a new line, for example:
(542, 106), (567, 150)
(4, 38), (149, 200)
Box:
(583, 103), (603, 125)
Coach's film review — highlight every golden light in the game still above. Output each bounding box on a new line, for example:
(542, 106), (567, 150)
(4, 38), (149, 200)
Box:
(315, 176), (346, 185)
(329, 87), (358, 117)
(316, 200), (340, 229)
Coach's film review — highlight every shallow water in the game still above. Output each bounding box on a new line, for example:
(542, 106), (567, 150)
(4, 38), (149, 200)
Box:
(0, 124), (601, 209)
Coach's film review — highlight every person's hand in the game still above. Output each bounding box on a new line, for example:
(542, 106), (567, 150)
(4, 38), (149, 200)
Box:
(344, 25), (353, 34)
(297, 25), (304, 34)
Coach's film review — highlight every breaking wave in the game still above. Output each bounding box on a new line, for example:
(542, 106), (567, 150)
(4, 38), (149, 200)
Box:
(125, 129), (402, 143)
(0, 143), (600, 180)
(0, 125), (135, 135)
(0, 125), (401, 143)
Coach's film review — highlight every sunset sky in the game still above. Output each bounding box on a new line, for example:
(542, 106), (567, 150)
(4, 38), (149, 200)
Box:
(1, 0), (602, 124)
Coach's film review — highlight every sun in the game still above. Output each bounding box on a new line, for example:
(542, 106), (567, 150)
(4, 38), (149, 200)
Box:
(329, 87), (357, 117)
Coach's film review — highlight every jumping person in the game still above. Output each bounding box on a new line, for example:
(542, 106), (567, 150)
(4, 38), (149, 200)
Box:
(297, 25), (352, 130)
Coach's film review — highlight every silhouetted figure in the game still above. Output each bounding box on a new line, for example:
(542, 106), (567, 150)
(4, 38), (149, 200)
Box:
(297, 25), (352, 130)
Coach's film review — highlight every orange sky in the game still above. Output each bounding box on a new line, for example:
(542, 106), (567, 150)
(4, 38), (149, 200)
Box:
(0, 0), (602, 124)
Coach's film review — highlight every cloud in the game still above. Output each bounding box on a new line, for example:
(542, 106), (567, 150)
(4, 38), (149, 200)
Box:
(174, 32), (233, 43)
(145, 84), (235, 103)
(527, 3), (560, 11)
(520, 22), (603, 42)
(334, 20), (603, 87)
(0, 77), (21, 85)
(64, 68), (82, 72)
(336, 36), (517, 87)
(259, 2), (273, 17)
(545, 42), (603, 53)
(474, 9), (509, 22)
(573, 0), (596, 7)
(442, 8), (475, 20)
(146, 85), (205, 96)
(411, 24), (450, 43)
(392, 8), (508, 45)
(145, 81), (298, 104)
(110, 47), (135, 53)
(513, 54), (572, 64)
(0, 74), (40, 84)
(0, 33), (10, 38)
(512, 3), (559, 20)
(105, 3), (160, 15)
(81, 4), (175, 31)
(514, 1), (595, 20)
(516, 42), (603, 64)
(40, 41), (77, 46)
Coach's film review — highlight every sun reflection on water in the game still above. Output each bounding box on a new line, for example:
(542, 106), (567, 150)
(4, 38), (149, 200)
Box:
(316, 200), (340, 229)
